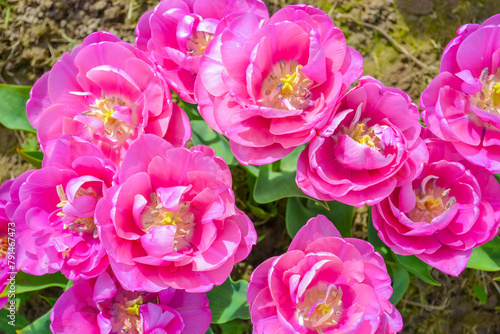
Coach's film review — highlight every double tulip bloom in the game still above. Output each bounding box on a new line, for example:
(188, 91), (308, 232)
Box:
(297, 77), (427, 207)
(9, 135), (116, 280)
(96, 135), (256, 292)
(197, 5), (363, 165)
(50, 270), (211, 333)
(248, 215), (403, 334)
(421, 14), (500, 173)
(27, 31), (191, 166)
(372, 133), (500, 276)
(136, 0), (269, 103)
(0, 179), (14, 308)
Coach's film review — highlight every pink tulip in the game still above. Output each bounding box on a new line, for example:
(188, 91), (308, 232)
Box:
(297, 76), (427, 207)
(0, 179), (14, 308)
(372, 132), (500, 276)
(196, 5), (363, 165)
(421, 13), (500, 173)
(50, 269), (211, 334)
(27, 31), (191, 166)
(248, 215), (403, 334)
(136, 0), (268, 103)
(10, 135), (116, 280)
(96, 135), (256, 292)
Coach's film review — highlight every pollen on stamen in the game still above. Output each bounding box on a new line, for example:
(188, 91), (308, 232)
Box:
(260, 59), (313, 110)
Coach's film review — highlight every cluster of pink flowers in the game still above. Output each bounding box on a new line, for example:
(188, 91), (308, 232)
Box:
(3, 0), (500, 332)
(291, 13), (500, 280)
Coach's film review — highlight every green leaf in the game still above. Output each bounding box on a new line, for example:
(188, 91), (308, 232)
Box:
(366, 208), (386, 249)
(253, 163), (305, 203)
(177, 99), (203, 121)
(206, 277), (250, 324)
(15, 291), (34, 309)
(279, 145), (305, 172)
(393, 254), (441, 286)
(0, 84), (35, 133)
(0, 308), (29, 334)
(286, 197), (354, 238)
(467, 236), (500, 271)
(246, 200), (277, 220)
(253, 146), (308, 203)
(388, 263), (410, 305)
(205, 326), (215, 334)
(39, 295), (59, 307)
(190, 120), (238, 166)
(18, 309), (51, 334)
(17, 148), (43, 169)
(218, 320), (251, 334)
(473, 284), (488, 304)
(0, 271), (68, 298)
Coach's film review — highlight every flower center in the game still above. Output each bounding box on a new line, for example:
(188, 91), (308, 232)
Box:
(0, 236), (8, 258)
(186, 30), (213, 57)
(471, 67), (500, 114)
(350, 123), (380, 150)
(82, 93), (134, 143)
(141, 192), (195, 252)
(100, 291), (154, 334)
(337, 104), (385, 152)
(296, 284), (344, 332)
(260, 60), (313, 110)
(407, 175), (456, 223)
(56, 184), (98, 238)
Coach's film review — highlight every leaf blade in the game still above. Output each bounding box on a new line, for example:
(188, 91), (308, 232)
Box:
(206, 278), (250, 324)
(0, 84), (35, 133)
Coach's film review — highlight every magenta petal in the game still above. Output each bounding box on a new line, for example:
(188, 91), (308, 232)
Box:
(140, 225), (176, 258)
(417, 247), (471, 277)
(289, 215), (341, 251)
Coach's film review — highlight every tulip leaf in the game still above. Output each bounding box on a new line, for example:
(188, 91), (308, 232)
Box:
(178, 99), (203, 121)
(0, 271), (68, 298)
(393, 254), (440, 286)
(16, 148), (43, 169)
(467, 236), (500, 271)
(206, 277), (250, 324)
(253, 146), (307, 203)
(0, 308), (29, 334)
(366, 209), (386, 249)
(190, 120), (238, 166)
(18, 309), (51, 334)
(15, 291), (34, 310)
(473, 284), (488, 304)
(286, 197), (354, 238)
(205, 327), (215, 334)
(253, 163), (304, 203)
(0, 84), (35, 133)
(388, 263), (410, 305)
(218, 319), (252, 334)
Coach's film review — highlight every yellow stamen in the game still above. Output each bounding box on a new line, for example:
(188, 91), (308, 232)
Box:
(357, 135), (376, 148)
(317, 303), (332, 315)
(56, 184), (68, 208)
(101, 107), (114, 125)
(424, 197), (442, 211)
(126, 296), (143, 316)
(352, 123), (366, 139)
(279, 66), (302, 95)
(493, 82), (500, 106)
(161, 211), (182, 226)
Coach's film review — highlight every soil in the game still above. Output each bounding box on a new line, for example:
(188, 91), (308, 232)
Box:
(1, 0), (500, 333)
